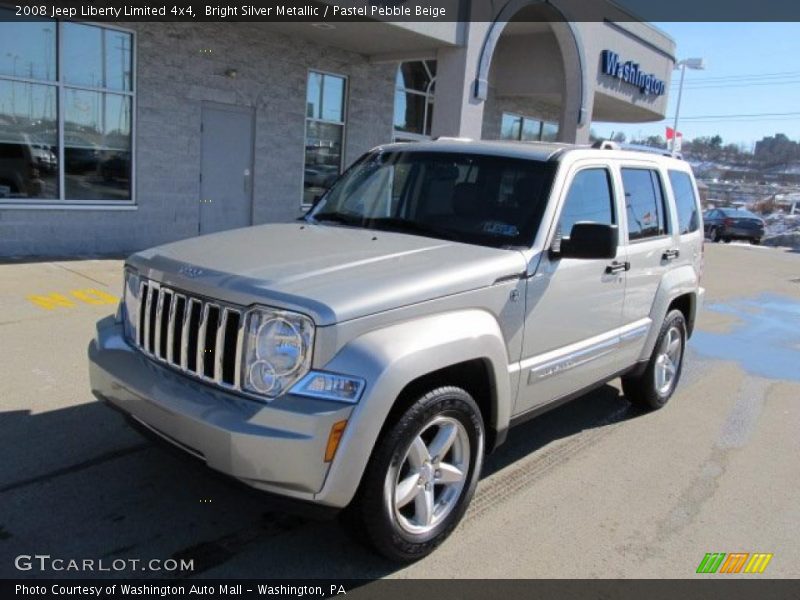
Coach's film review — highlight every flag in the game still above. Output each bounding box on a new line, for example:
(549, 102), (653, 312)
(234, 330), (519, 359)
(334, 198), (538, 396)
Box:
(666, 127), (682, 152)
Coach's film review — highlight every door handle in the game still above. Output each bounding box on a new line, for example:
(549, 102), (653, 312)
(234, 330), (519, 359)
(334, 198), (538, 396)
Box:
(605, 260), (630, 274)
(662, 248), (680, 261)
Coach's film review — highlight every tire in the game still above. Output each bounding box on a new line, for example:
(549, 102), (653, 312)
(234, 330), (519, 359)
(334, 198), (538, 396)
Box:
(711, 227), (722, 243)
(621, 309), (686, 411)
(752, 238), (761, 245)
(342, 386), (484, 562)
(723, 237), (731, 243)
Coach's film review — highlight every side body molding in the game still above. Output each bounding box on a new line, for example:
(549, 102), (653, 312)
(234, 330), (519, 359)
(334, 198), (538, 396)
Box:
(314, 309), (511, 507)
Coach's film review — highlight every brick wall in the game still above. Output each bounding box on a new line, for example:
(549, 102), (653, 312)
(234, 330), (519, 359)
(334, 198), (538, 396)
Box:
(0, 23), (395, 257)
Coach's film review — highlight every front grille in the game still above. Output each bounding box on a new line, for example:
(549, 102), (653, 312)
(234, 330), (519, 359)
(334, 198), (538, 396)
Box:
(135, 279), (244, 389)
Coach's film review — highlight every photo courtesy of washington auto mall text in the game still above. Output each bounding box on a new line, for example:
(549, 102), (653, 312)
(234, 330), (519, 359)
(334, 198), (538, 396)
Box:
(1, 0), (800, 598)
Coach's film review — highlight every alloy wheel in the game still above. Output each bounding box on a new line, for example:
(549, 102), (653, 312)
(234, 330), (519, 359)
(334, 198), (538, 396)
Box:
(387, 415), (471, 536)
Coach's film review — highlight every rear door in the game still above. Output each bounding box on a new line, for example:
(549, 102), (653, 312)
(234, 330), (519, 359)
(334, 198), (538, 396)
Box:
(666, 168), (704, 279)
(615, 162), (676, 364)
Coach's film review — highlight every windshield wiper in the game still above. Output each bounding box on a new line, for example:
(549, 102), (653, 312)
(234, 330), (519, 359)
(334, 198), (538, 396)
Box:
(308, 212), (364, 226)
(366, 218), (456, 241)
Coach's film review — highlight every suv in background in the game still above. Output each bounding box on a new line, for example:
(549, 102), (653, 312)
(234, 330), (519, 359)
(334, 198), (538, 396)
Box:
(89, 139), (705, 561)
(704, 207), (765, 244)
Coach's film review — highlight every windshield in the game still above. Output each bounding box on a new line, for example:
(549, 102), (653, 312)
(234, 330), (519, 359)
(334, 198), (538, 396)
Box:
(307, 150), (557, 248)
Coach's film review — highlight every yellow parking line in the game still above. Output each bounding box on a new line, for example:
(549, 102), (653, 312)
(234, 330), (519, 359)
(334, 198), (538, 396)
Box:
(27, 288), (119, 311)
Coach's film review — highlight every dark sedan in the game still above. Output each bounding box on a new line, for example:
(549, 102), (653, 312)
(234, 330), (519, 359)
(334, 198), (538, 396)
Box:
(704, 208), (765, 244)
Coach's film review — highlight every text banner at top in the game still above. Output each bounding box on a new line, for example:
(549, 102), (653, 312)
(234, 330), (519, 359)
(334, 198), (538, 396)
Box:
(4, 0), (800, 22)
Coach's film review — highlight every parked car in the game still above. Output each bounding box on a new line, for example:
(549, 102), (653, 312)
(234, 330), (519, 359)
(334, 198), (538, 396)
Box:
(704, 207), (765, 244)
(89, 140), (705, 562)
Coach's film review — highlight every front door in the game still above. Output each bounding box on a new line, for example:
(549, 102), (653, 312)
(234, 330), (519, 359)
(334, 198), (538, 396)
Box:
(199, 103), (254, 235)
(514, 164), (626, 415)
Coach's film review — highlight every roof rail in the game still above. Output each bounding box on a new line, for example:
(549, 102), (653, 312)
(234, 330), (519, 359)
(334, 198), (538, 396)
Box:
(591, 139), (620, 150)
(621, 142), (681, 159)
(591, 139), (683, 160)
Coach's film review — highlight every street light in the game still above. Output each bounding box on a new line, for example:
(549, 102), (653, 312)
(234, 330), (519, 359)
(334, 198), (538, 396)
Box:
(672, 57), (706, 156)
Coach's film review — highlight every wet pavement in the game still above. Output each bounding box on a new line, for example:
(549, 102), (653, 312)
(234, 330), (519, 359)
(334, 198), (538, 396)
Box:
(0, 242), (798, 579)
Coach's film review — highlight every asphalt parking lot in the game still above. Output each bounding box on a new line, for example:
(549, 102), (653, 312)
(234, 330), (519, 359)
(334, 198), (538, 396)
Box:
(1, 243), (798, 580)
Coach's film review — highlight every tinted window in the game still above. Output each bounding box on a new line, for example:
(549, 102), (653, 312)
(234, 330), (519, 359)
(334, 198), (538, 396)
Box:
(622, 168), (669, 240)
(558, 169), (615, 238)
(668, 170), (700, 234)
(311, 151), (557, 249)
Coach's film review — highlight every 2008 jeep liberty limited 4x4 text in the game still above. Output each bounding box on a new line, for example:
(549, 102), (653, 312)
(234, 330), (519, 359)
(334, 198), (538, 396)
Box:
(89, 139), (705, 561)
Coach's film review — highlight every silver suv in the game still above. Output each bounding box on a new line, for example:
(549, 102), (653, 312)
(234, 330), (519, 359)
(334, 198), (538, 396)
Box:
(89, 140), (705, 561)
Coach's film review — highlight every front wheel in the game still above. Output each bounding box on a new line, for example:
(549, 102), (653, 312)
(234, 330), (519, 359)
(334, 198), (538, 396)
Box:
(342, 386), (484, 562)
(622, 309), (686, 410)
(752, 238), (761, 245)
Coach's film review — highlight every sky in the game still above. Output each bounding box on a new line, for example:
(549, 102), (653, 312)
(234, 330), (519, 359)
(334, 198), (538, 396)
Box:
(592, 22), (800, 149)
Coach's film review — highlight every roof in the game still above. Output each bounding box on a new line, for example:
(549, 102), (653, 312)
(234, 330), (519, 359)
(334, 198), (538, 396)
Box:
(375, 138), (689, 166)
(376, 139), (571, 162)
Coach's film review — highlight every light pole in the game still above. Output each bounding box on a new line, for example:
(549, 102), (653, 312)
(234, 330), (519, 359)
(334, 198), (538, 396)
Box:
(672, 57), (705, 156)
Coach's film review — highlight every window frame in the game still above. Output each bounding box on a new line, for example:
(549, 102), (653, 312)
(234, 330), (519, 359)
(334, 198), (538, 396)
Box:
(302, 68), (348, 208)
(500, 111), (559, 143)
(667, 168), (701, 235)
(619, 165), (672, 244)
(551, 165), (617, 244)
(392, 60), (436, 142)
(0, 17), (137, 210)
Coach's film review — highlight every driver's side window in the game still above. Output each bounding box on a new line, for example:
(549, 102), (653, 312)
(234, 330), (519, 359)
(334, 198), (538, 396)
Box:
(558, 168), (615, 239)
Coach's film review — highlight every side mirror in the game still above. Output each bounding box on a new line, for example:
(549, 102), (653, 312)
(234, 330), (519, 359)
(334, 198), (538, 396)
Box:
(554, 223), (618, 260)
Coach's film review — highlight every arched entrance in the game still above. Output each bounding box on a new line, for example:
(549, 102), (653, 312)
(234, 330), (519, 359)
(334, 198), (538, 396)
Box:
(474, 0), (590, 143)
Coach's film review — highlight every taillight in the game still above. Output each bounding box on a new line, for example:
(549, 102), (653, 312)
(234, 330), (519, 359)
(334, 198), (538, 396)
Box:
(723, 218), (734, 226)
(699, 239), (705, 282)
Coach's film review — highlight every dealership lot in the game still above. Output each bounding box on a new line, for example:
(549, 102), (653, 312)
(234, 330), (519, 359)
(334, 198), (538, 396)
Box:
(0, 243), (798, 579)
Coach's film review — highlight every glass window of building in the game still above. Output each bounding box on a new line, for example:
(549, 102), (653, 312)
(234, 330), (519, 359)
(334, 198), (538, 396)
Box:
(304, 71), (346, 206)
(393, 61), (436, 141)
(0, 12), (134, 205)
(500, 112), (559, 142)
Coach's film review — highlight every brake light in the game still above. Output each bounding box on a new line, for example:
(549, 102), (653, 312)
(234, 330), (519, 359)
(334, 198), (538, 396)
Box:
(699, 239), (705, 282)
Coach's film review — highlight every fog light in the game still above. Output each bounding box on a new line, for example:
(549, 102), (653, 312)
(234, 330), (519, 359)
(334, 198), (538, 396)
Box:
(325, 420), (348, 463)
(290, 371), (365, 403)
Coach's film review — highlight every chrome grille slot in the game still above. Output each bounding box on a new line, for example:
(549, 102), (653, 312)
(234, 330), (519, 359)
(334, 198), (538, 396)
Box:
(131, 279), (244, 392)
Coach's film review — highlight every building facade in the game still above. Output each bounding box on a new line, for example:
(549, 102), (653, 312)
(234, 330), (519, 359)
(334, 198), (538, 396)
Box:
(0, 1), (675, 256)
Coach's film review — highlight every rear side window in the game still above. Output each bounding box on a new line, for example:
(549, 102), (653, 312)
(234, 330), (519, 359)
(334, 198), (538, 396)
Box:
(558, 168), (615, 238)
(621, 168), (669, 241)
(668, 170), (700, 234)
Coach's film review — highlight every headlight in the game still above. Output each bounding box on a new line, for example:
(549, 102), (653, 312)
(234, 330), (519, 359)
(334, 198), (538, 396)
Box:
(122, 268), (140, 342)
(242, 307), (314, 399)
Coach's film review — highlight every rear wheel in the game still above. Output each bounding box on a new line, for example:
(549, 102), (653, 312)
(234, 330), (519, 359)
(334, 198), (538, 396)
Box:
(711, 227), (722, 242)
(622, 309), (686, 410)
(342, 386), (484, 562)
(752, 238), (761, 245)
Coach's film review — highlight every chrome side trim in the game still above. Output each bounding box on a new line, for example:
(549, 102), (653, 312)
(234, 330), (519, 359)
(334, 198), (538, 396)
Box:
(513, 318), (653, 383)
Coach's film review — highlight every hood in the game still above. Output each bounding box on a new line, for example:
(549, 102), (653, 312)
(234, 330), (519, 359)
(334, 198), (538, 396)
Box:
(130, 223), (527, 325)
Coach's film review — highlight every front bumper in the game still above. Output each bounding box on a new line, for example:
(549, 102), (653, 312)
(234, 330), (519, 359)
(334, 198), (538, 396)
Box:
(88, 316), (354, 505)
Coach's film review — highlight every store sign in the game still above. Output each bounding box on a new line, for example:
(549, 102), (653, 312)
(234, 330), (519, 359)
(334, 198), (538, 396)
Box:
(601, 50), (666, 96)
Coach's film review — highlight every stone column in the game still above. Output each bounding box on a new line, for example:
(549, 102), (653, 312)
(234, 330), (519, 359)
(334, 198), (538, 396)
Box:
(430, 21), (491, 139)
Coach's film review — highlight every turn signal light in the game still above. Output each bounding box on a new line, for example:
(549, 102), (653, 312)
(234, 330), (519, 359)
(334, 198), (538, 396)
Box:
(325, 420), (348, 463)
